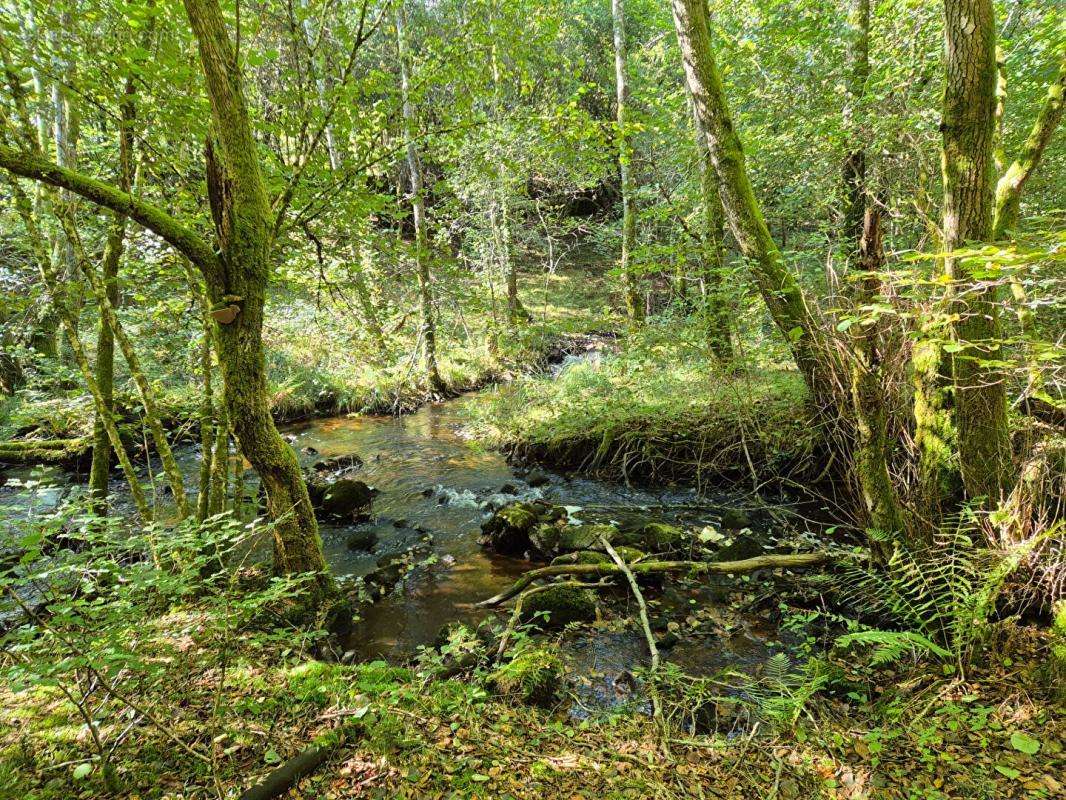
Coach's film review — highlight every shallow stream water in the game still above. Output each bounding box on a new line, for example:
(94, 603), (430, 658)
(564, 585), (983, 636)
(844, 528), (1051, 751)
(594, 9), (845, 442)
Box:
(1, 368), (810, 711)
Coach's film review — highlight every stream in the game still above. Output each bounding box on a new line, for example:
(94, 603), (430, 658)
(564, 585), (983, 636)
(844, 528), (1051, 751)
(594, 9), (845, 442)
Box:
(1, 364), (814, 713)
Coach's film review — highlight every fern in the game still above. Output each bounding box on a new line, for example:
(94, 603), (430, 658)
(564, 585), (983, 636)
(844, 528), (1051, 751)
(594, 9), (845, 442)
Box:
(834, 629), (951, 666)
(837, 513), (1049, 668)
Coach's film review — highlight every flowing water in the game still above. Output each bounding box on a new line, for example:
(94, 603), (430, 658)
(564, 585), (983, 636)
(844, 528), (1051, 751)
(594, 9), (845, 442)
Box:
(1, 372), (810, 711)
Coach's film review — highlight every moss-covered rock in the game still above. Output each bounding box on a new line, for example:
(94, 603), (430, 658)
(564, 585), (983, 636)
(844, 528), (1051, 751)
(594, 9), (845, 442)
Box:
(550, 550), (611, 567)
(319, 478), (376, 521)
(557, 524), (618, 553)
(480, 501), (540, 555)
(713, 533), (764, 562)
(519, 585), (597, 629)
(640, 523), (686, 553)
(488, 646), (563, 706)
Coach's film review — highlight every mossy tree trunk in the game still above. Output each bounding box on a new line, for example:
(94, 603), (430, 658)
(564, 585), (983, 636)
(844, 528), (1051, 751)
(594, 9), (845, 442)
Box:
(940, 0), (1012, 504)
(689, 99), (732, 360)
(88, 86), (134, 512)
(184, 0), (328, 581)
(1, 175), (152, 520)
(395, 0), (445, 393)
(612, 0), (643, 327)
(669, 0), (829, 405)
(56, 210), (190, 519)
(841, 0), (870, 278)
(849, 206), (908, 554)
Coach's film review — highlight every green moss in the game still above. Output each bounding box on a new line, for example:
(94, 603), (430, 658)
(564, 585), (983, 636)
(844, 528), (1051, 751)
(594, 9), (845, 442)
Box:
(488, 646), (563, 706)
(519, 585), (597, 629)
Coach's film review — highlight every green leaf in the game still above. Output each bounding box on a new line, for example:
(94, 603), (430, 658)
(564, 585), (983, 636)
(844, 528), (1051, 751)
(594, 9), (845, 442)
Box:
(72, 763), (93, 780)
(1010, 732), (1040, 755)
(995, 765), (1021, 779)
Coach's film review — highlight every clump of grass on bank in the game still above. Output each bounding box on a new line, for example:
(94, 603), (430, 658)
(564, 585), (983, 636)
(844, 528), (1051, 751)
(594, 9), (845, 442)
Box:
(466, 319), (818, 487)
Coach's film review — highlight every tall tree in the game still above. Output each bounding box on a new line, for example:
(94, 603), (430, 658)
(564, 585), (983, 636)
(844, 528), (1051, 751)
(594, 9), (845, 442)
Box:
(0, 0), (330, 584)
(395, 0), (446, 393)
(668, 0), (827, 402)
(940, 0), (1012, 503)
(612, 0), (643, 326)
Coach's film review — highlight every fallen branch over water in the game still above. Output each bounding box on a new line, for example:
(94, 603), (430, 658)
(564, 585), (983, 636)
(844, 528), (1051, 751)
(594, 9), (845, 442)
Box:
(0, 438), (90, 466)
(476, 552), (830, 608)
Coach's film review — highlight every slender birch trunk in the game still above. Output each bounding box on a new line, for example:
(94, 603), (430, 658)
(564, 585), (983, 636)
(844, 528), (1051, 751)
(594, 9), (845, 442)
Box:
(395, 0), (445, 392)
(612, 0), (643, 326)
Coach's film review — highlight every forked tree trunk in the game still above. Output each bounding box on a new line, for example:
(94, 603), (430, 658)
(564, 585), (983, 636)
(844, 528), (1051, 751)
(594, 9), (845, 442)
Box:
(395, 0), (445, 392)
(612, 0), (643, 327)
(940, 0), (1012, 504)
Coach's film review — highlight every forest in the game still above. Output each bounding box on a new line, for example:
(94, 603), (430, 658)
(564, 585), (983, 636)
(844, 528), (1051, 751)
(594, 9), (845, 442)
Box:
(0, 0), (1062, 797)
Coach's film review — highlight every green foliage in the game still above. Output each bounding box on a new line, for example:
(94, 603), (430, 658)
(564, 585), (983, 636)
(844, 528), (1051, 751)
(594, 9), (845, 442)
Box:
(836, 515), (1048, 668)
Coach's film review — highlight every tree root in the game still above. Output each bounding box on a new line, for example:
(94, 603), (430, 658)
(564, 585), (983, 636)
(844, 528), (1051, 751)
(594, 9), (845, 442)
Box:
(476, 553), (830, 608)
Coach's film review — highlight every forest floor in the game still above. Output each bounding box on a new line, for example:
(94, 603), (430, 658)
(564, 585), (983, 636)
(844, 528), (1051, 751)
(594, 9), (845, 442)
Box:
(1, 600), (1062, 799)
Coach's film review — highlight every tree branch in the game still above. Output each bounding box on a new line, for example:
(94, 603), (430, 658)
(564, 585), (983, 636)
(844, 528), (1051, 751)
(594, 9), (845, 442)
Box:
(0, 145), (222, 278)
(477, 553), (830, 608)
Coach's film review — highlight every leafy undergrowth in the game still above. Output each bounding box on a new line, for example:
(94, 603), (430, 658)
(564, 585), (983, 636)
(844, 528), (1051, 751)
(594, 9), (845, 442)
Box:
(0, 266), (619, 442)
(467, 319), (818, 487)
(2, 602), (1062, 800)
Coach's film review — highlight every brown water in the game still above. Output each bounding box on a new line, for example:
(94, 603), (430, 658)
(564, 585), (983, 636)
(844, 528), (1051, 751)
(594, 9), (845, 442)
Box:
(1, 384), (806, 710)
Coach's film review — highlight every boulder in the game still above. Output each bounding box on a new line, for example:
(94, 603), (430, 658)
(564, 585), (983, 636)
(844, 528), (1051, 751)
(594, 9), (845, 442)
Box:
(488, 646), (563, 707)
(550, 550), (611, 567)
(480, 501), (540, 555)
(518, 585), (597, 629)
(719, 508), (752, 530)
(311, 453), (363, 474)
(525, 469), (550, 487)
(558, 523), (619, 553)
(319, 479), (376, 521)
(713, 533), (764, 562)
(345, 529), (378, 551)
(640, 522), (686, 553)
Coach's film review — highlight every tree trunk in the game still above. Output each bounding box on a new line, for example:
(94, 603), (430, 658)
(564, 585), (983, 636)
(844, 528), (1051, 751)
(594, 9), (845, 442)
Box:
(612, 0), (643, 327)
(395, 0), (445, 393)
(689, 99), (732, 359)
(184, 0), (327, 581)
(849, 206), (907, 555)
(3, 175), (151, 520)
(669, 0), (828, 403)
(841, 0), (870, 277)
(991, 52), (1064, 240)
(941, 0), (1011, 503)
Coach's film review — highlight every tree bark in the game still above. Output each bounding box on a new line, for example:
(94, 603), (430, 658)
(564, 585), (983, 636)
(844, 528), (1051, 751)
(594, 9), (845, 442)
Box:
(841, 0), (870, 276)
(395, 0), (445, 393)
(612, 0), (643, 326)
(669, 0), (828, 403)
(184, 0), (327, 580)
(941, 0), (1012, 503)
(689, 98), (732, 359)
(991, 52), (1064, 240)
(849, 206), (907, 554)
